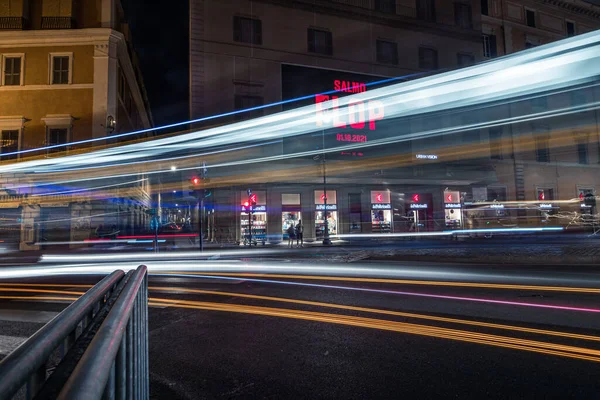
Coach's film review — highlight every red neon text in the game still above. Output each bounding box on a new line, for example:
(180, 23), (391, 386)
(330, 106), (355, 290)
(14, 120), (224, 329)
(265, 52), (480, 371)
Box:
(337, 134), (367, 143)
(333, 80), (367, 93)
(315, 95), (384, 130)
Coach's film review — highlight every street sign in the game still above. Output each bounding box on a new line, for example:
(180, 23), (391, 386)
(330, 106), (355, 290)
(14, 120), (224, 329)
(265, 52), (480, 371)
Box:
(247, 188), (252, 196)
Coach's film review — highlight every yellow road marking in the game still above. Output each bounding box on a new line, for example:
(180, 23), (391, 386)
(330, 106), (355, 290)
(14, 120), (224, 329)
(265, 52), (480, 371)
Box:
(148, 299), (600, 363)
(161, 272), (600, 294)
(147, 286), (600, 343)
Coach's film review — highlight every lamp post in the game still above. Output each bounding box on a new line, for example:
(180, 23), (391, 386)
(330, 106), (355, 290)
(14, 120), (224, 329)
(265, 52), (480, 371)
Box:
(313, 153), (332, 245)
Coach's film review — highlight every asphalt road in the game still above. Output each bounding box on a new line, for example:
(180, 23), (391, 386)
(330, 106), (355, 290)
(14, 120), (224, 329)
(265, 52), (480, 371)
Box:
(1, 260), (600, 399)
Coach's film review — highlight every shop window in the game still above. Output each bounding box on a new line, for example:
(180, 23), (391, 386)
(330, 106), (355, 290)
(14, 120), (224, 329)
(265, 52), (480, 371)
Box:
(376, 39), (398, 65)
(454, 3), (473, 29)
(416, 0), (435, 21)
(308, 28), (333, 55)
(419, 47), (438, 70)
(282, 194), (301, 241)
(282, 194), (300, 205)
(526, 10), (536, 28)
(371, 191), (392, 233)
(314, 190), (337, 205)
(233, 16), (262, 45)
(0, 129), (19, 160)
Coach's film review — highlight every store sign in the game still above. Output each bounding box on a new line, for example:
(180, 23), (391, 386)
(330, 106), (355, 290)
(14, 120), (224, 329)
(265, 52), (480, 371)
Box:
(242, 205), (266, 212)
(316, 204), (337, 211)
(445, 203), (462, 209)
(410, 204), (428, 209)
(444, 191), (460, 204)
(372, 203), (391, 210)
(416, 154), (438, 160)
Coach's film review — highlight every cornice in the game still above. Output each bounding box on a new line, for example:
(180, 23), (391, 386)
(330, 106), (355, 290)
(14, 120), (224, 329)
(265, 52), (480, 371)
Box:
(0, 28), (124, 48)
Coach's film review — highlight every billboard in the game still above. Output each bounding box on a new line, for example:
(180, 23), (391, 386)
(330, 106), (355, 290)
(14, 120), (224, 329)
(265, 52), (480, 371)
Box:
(281, 64), (397, 157)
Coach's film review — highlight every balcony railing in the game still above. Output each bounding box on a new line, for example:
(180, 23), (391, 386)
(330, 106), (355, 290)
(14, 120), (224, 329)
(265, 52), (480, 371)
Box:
(0, 17), (27, 30)
(41, 16), (76, 29)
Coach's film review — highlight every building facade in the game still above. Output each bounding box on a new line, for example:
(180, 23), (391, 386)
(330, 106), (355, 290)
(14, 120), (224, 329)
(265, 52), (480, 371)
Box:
(476, 0), (600, 234)
(0, 0), (153, 250)
(185, 0), (600, 245)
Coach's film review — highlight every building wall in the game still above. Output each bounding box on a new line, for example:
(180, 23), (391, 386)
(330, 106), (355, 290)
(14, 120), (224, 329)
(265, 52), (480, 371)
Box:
(0, 0), (154, 250)
(191, 0), (483, 121)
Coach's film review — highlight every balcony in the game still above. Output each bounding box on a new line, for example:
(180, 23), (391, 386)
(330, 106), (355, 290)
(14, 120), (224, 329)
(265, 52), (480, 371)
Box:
(41, 16), (76, 29)
(0, 17), (28, 30)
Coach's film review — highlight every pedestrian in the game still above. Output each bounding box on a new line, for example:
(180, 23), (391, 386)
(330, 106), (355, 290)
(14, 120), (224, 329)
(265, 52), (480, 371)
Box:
(295, 220), (303, 247)
(287, 224), (295, 248)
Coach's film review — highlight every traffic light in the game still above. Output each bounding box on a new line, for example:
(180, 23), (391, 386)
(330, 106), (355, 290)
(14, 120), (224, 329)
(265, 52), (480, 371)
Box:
(191, 177), (200, 186)
(243, 201), (249, 207)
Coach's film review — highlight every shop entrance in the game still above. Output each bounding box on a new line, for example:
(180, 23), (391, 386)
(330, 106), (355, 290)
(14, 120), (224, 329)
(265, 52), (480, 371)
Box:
(314, 190), (337, 239)
(371, 191), (392, 233)
(240, 190), (267, 246)
(315, 209), (338, 239)
(282, 194), (302, 240)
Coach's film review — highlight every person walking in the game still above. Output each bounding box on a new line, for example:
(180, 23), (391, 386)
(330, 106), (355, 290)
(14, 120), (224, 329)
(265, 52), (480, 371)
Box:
(287, 224), (295, 248)
(295, 220), (303, 248)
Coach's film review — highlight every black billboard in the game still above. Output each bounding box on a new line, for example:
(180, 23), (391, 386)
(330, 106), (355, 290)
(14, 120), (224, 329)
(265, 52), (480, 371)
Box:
(280, 64), (399, 157)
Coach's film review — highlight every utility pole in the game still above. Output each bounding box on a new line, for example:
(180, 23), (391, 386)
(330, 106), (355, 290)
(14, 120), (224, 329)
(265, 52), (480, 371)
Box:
(191, 161), (209, 252)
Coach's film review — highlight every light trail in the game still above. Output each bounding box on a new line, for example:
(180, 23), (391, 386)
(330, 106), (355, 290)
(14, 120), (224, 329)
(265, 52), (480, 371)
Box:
(2, 287), (599, 362)
(147, 286), (600, 342)
(155, 273), (600, 294)
(146, 299), (600, 363)
(151, 274), (600, 313)
(1, 31), (599, 176)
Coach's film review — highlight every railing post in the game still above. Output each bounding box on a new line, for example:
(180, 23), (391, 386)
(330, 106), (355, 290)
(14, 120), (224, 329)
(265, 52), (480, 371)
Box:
(126, 320), (133, 399)
(102, 360), (115, 400)
(144, 276), (149, 398)
(26, 365), (46, 399)
(115, 333), (126, 400)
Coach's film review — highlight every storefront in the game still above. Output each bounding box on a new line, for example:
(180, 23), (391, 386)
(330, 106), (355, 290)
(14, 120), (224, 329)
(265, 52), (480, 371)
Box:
(406, 193), (433, 232)
(240, 191), (267, 245)
(370, 191), (392, 233)
(282, 193), (302, 240)
(443, 190), (463, 229)
(314, 190), (338, 239)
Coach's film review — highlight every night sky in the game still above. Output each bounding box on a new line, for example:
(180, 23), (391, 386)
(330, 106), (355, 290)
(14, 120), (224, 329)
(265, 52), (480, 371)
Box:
(121, 0), (189, 128)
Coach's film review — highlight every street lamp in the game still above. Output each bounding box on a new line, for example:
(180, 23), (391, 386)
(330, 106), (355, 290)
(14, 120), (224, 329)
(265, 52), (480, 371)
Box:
(313, 154), (332, 245)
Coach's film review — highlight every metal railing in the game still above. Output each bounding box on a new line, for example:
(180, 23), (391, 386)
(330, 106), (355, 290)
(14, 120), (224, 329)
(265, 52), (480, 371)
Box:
(0, 17), (27, 30)
(41, 16), (76, 29)
(0, 265), (149, 400)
